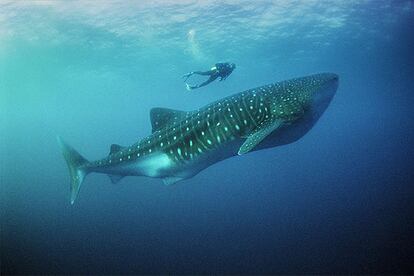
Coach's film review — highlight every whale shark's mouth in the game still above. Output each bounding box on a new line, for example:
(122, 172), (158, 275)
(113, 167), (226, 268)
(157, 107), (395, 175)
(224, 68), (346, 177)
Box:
(311, 76), (339, 121)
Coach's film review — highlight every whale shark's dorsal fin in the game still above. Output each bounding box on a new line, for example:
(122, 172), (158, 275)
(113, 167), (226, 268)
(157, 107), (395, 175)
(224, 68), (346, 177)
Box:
(110, 144), (124, 155)
(238, 119), (283, 155)
(150, 107), (189, 133)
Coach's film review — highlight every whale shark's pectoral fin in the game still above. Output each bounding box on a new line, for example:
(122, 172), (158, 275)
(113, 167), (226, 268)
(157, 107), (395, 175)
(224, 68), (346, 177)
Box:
(108, 174), (125, 184)
(238, 119), (283, 155)
(150, 108), (190, 133)
(162, 176), (184, 186)
(109, 144), (125, 155)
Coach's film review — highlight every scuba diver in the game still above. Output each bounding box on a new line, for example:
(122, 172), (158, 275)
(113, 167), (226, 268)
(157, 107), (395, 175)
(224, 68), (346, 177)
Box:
(183, 62), (236, 91)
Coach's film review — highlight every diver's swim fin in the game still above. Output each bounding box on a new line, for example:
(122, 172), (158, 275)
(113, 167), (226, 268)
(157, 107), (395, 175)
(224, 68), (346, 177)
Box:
(182, 72), (193, 82)
(185, 83), (193, 91)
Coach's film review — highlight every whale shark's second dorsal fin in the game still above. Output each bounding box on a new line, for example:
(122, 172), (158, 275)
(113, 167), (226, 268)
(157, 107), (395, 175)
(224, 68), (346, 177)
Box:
(150, 107), (189, 133)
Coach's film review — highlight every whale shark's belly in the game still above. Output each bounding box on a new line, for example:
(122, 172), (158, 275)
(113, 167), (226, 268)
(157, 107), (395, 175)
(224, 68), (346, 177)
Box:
(140, 138), (244, 179)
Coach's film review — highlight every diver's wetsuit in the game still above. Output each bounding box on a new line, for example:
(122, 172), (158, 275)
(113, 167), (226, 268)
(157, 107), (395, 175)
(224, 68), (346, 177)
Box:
(183, 62), (236, 90)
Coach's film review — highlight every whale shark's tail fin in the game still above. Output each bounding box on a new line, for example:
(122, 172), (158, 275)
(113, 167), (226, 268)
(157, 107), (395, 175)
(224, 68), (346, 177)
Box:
(57, 136), (91, 205)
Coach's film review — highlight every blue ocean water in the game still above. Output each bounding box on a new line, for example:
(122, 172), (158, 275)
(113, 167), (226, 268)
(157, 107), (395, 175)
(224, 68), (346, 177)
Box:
(1, 1), (414, 274)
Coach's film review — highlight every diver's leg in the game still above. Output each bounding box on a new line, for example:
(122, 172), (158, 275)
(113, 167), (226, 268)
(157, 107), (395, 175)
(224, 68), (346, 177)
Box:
(197, 75), (218, 87)
(189, 75), (219, 90)
(192, 70), (214, 76)
(183, 70), (212, 82)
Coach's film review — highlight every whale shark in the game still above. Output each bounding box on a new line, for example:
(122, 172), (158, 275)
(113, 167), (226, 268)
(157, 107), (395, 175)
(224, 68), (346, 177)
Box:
(58, 73), (339, 204)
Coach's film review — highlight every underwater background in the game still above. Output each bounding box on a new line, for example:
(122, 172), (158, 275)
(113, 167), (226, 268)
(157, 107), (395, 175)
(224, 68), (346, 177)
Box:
(1, 0), (414, 274)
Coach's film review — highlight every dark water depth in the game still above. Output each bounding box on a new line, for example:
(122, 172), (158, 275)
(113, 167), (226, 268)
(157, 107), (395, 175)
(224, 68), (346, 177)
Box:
(1, 1), (414, 274)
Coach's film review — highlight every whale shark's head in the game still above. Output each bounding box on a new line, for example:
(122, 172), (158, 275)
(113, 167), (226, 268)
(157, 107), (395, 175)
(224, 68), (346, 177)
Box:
(297, 73), (339, 119)
(310, 73), (339, 119)
(310, 73), (338, 102)
(248, 73), (339, 151)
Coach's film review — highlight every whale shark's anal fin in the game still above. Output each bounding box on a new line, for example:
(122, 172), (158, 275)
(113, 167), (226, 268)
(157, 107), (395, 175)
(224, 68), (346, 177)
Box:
(162, 176), (184, 186)
(150, 108), (190, 133)
(108, 174), (125, 184)
(238, 119), (283, 155)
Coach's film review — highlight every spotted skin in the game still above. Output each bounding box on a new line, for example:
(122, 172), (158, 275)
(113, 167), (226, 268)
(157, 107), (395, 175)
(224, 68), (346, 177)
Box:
(59, 73), (339, 204)
(91, 73), (334, 168)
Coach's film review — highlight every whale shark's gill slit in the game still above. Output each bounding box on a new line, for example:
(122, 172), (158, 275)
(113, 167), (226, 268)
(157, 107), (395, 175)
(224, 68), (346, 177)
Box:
(230, 102), (243, 128)
(222, 112), (236, 138)
(241, 96), (257, 128)
(192, 126), (208, 152)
